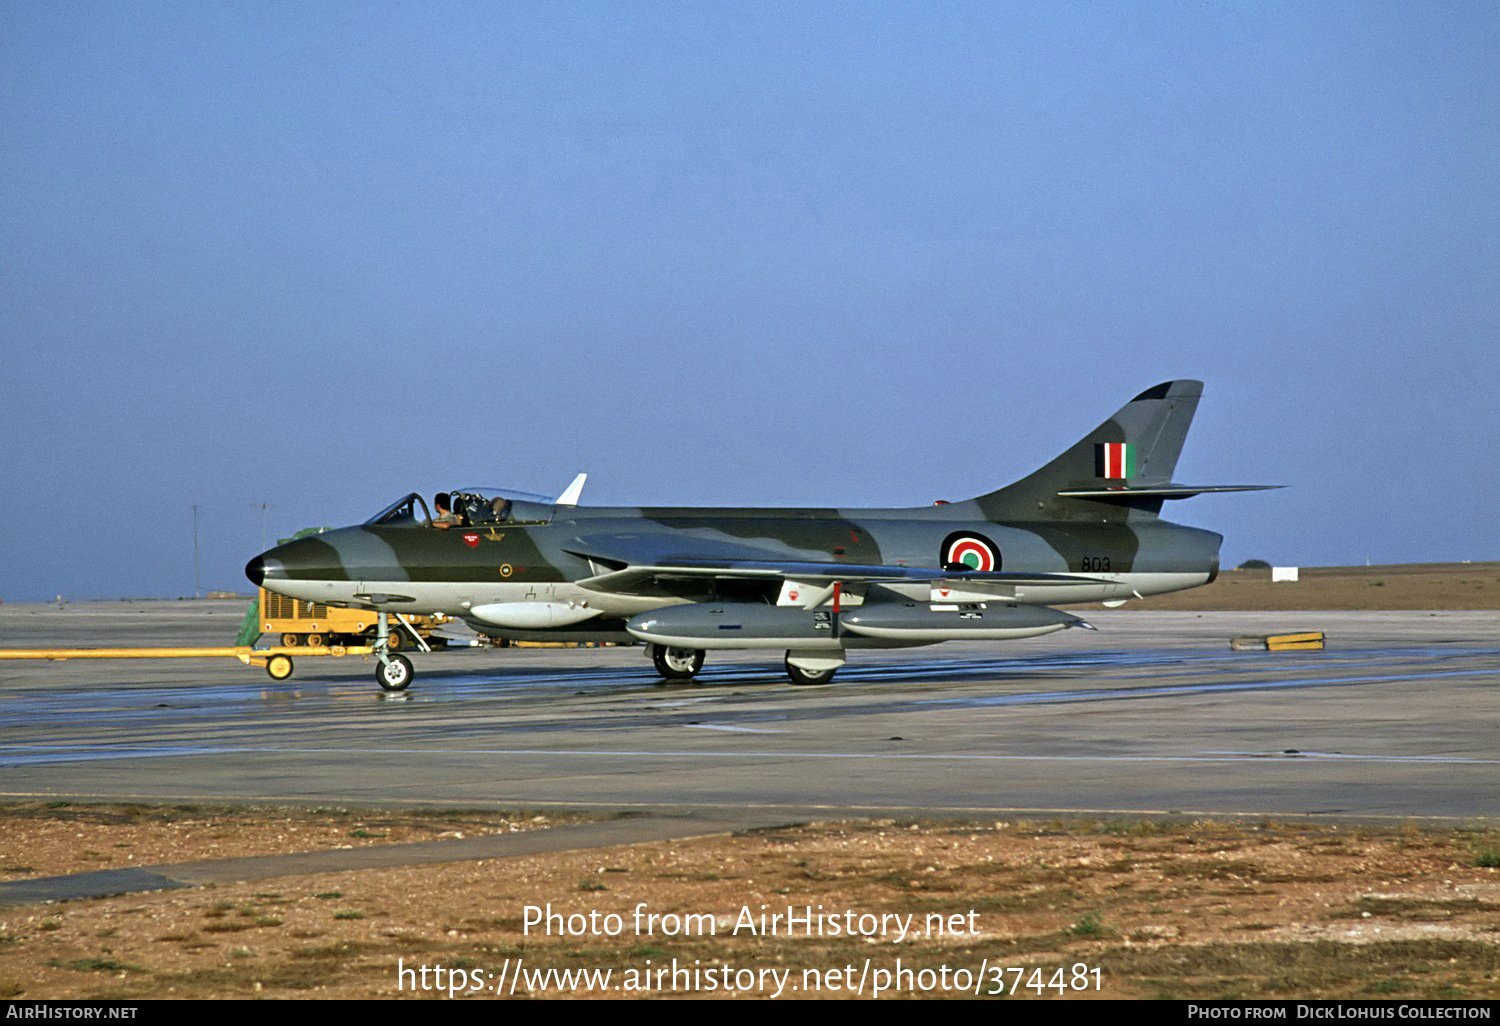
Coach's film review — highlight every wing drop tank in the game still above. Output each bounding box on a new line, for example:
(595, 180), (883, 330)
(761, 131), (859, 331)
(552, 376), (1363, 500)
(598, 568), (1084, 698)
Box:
(840, 601), (1087, 641)
(626, 603), (842, 650)
(626, 600), (1090, 649)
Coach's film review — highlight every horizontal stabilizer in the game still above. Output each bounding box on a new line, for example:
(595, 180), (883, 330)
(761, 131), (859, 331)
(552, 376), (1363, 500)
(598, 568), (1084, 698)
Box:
(1057, 483), (1283, 500)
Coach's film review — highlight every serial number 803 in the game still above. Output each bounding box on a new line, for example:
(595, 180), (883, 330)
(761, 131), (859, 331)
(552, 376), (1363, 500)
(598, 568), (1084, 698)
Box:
(997, 964), (1102, 994)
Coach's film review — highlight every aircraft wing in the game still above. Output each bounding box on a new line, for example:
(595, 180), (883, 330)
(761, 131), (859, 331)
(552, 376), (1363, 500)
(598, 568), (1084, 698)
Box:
(565, 535), (1106, 597)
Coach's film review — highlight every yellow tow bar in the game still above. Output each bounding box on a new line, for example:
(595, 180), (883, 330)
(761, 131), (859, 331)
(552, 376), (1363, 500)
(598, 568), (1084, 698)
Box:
(0, 646), (376, 680)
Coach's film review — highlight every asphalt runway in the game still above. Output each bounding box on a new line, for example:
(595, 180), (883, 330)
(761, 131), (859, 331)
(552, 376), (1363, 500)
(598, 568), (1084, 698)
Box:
(1, 601), (1496, 823)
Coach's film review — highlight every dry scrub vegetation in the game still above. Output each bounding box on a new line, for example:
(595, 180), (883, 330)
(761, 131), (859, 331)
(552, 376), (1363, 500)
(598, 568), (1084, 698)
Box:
(2, 804), (1498, 1000)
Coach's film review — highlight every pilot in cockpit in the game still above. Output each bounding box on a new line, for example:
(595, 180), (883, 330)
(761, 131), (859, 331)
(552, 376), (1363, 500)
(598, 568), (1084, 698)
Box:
(490, 497), (513, 522)
(432, 493), (460, 530)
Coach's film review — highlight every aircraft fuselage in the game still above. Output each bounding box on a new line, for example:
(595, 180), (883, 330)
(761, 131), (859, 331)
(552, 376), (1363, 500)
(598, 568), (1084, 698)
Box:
(251, 505), (1220, 621)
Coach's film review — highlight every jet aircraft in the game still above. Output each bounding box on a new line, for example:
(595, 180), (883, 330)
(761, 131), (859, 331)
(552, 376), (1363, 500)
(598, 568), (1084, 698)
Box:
(245, 380), (1275, 690)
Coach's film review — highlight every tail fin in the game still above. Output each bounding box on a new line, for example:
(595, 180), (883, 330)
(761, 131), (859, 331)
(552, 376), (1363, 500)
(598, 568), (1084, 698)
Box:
(975, 380), (1205, 522)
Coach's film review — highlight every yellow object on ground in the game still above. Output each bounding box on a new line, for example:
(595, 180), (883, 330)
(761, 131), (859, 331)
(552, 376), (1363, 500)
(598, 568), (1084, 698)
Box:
(1231, 631), (1326, 651)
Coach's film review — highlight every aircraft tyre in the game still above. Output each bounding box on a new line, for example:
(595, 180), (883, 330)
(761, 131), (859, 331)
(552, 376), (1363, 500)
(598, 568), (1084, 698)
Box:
(645, 645), (670, 686)
(651, 644), (705, 681)
(376, 653), (414, 692)
(266, 654), (294, 681)
(785, 657), (837, 686)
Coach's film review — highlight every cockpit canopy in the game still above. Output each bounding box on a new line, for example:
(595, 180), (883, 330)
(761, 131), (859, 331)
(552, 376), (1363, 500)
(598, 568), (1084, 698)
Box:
(364, 488), (555, 528)
(365, 493), (430, 526)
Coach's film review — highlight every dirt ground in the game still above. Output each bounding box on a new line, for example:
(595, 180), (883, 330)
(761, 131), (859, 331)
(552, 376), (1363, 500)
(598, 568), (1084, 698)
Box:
(1129, 562), (1500, 611)
(1, 805), (1497, 1000)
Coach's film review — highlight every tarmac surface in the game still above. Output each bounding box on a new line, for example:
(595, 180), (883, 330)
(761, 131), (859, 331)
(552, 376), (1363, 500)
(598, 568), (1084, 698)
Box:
(0, 812), (760, 906)
(1, 601), (1496, 823)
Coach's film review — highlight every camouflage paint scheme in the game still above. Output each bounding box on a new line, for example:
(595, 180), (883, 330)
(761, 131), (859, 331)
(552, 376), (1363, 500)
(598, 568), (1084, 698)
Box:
(246, 381), (1274, 685)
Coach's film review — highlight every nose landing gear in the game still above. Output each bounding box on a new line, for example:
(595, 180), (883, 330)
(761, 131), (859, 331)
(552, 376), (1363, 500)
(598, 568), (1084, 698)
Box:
(373, 612), (414, 691)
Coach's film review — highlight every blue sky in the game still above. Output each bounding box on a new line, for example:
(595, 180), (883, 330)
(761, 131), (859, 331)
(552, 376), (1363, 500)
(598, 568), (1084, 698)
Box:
(2, 2), (1495, 601)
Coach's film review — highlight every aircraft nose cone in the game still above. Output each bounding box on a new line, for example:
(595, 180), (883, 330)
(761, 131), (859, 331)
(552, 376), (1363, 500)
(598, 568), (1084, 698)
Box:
(244, 555), (285, 587)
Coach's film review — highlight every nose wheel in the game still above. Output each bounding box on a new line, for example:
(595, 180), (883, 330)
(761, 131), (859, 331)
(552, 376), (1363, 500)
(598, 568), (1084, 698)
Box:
(376, 652), (413, 691)
(373, 611), (414, 691)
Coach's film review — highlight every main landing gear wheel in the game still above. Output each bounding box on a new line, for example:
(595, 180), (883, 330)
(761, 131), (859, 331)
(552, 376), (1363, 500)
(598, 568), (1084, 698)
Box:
(266, 654), (294, 681)
(785, 658), (838, 686)
(376, 653), (414, 692)
(651, 644), (705, 681)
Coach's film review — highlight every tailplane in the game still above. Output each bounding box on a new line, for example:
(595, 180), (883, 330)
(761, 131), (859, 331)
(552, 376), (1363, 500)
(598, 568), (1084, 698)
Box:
(974, 380), (1277, 522)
